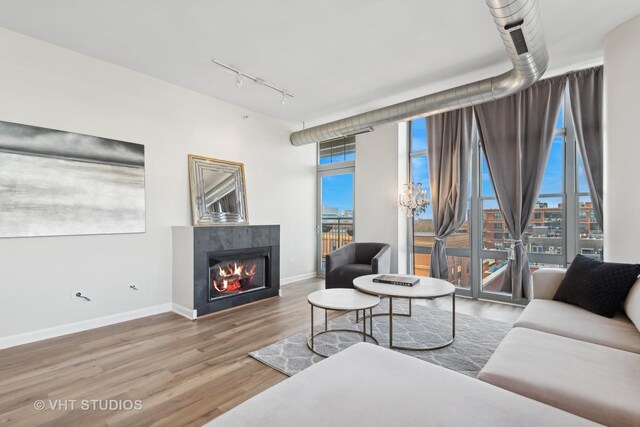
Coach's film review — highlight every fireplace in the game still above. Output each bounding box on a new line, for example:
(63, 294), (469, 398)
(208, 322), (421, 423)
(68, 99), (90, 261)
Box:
(171, 225), (280, 318)
(208, 247), (270, 301)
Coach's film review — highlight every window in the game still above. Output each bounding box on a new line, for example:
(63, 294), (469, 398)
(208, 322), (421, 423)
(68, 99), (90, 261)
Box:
(481, 153), (509, 252)
(576, 147), (603, 258)
(410, 121), (433, 277)
(318, 137), (355, 273)
(528, 131), (565, 256)
(410, 120), (471, 289)
(410, 85), (603, 304)
(411, 119), (427, 151)
(318, 137), (356, 165)
(479, 104), (568, 297)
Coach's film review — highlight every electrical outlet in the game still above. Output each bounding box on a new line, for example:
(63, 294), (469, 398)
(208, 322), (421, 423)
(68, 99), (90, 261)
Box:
(289, 257), (296, 264)
(71, 291), (90, 301)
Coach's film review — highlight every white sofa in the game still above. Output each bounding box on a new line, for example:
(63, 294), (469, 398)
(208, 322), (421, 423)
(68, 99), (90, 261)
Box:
(209, 343), (595, 426)
(207, 268), (640, 426)
(478, 268), (640, 426)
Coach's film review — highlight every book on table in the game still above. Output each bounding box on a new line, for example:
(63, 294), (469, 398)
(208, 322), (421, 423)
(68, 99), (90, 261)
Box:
(373, 275), (419, 287)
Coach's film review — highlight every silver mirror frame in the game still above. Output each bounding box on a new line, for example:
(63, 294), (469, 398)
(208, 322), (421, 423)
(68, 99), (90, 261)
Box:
(188, 154), (249, 226)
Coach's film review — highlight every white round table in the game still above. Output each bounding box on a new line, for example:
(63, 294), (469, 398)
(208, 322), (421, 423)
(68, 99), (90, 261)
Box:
(307, 289), (380, 357)
(353, 274), (456, 351)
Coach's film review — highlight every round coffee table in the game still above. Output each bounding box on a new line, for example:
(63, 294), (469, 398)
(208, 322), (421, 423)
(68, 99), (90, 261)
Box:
(307, 289), (380, 357)
(353, 274), (455, 351)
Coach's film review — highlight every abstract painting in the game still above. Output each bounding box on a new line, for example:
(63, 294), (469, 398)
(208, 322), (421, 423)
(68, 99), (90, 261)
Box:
(0, 120), (145, 238)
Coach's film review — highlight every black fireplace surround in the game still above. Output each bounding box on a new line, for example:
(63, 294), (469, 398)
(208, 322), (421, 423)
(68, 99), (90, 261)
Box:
(194, 225), (280, 316)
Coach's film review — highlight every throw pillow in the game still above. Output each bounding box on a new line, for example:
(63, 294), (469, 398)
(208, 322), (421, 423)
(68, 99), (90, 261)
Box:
(553, 255), (640, 318)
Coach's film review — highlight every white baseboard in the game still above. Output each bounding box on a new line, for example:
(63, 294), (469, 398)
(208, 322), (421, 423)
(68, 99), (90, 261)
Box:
(0, 303), (171, 350)
(0, 273), (321, 349)
(172, 303), (197, 320)
(281, 272), (319, 286)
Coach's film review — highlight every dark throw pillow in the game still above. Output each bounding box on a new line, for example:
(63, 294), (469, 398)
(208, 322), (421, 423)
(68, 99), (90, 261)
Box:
(553, 254), (640, 318)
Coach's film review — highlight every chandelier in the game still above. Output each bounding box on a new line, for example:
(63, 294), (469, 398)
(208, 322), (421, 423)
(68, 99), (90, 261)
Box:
(398, 182), (429, 217)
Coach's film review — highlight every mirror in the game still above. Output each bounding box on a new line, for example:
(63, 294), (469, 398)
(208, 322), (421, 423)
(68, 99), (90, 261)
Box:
(188, 155), (249, 225)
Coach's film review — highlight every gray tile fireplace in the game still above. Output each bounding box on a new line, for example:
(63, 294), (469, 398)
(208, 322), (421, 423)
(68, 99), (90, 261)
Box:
(172, 225), (280, 318)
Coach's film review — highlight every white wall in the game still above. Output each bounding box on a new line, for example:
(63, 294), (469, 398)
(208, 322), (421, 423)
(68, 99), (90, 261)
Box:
(355, 123), (408, 273)
(0, 28), (316, 342)
(603, 15), (640, 263)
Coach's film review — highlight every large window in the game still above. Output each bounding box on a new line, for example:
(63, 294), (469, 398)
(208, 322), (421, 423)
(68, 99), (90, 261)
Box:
(479, 105), (567, 296)
(409, 88), (603, 303)
(410, 120), (471, 290)
(317, 137), (355, 273)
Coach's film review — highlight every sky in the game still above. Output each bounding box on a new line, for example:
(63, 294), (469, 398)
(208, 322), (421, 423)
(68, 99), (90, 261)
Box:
(321, 173), (353, 215)
(321, 105), (589, 219)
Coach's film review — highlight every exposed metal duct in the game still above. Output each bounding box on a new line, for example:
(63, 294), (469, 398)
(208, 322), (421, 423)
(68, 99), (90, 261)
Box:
(290, 0), (548, 146)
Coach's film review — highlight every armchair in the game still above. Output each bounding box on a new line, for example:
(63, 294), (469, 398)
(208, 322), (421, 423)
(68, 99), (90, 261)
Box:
(325, 242), (391, 289)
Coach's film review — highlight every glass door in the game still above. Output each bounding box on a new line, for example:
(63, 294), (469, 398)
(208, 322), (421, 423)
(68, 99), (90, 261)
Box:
(317, 168), (355, 274)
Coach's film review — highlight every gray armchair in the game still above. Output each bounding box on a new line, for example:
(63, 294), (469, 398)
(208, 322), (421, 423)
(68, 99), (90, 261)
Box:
(325, 242), (391, 289)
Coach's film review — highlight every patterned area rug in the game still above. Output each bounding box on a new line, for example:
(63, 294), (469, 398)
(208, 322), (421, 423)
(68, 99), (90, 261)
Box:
(250, 298), (511, 377)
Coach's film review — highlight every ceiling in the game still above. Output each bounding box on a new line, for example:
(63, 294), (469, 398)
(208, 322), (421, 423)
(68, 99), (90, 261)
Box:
(0, 1), (639, 128)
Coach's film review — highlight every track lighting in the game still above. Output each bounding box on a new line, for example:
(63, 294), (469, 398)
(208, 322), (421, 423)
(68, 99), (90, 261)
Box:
(213, 59), (294, 105)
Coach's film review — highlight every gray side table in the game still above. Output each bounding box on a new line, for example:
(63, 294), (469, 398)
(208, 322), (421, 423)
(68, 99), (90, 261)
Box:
(307, 289), (380, 357)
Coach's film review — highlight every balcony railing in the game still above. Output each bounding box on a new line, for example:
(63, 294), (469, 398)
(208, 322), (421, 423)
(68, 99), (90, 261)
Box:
(320, 216), (354, 269)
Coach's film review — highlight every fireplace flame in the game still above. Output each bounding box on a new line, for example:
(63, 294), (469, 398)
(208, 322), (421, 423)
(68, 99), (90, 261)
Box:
(212, 260), (257, 293)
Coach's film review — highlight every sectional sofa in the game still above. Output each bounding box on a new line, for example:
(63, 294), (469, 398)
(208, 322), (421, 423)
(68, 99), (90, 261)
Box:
(478, 268), (640, 426)
(208, 269), (640, 426)
(209, 343), (595, 426)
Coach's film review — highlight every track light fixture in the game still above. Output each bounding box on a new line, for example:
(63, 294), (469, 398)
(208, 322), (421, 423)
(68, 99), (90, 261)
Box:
(213, 59), (294, 105)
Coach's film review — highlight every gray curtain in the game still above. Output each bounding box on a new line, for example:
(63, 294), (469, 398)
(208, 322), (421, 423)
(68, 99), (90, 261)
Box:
(475, 76), (567, 300)
(568, 66), (604, 228)
(427, 107), (473, 279)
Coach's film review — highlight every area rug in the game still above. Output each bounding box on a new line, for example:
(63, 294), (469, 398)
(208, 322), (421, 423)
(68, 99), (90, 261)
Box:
(250, 298), (511, 377)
